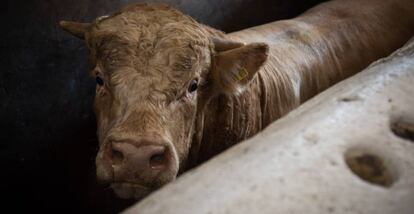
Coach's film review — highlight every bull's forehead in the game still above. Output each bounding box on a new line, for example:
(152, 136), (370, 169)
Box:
(87, 5), (211, 51)
(86, 7), (211, 102)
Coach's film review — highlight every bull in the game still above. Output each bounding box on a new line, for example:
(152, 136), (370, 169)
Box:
(60, 0), (414, 199)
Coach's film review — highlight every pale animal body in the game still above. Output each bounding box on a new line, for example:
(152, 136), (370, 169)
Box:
(60, 0), (414, 199)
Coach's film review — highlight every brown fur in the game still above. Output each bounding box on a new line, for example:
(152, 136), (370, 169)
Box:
(60, 0), (414, 199)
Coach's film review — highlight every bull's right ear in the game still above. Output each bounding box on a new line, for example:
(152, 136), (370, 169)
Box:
(59, 21), (91, 39)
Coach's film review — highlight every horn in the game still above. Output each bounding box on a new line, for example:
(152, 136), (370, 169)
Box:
(59, 21), (91, 39)
(212, 37), (245, 52)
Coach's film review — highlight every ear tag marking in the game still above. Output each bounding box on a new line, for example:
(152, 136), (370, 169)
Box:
(234, 67), (248, 82)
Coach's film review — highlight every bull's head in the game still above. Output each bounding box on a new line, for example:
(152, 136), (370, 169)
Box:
(60, 4), (268, 199)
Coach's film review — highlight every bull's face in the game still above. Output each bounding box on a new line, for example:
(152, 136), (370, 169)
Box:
(60, 4), (268, 199)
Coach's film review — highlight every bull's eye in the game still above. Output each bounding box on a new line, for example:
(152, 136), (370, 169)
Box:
(96, 76), (104, 86)
(188, 79), (198, 93)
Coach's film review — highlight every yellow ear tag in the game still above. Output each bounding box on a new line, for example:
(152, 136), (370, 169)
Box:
(234, 67), (248, 82)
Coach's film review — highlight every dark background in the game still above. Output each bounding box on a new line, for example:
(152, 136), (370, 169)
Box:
(1, 0), (324, 213)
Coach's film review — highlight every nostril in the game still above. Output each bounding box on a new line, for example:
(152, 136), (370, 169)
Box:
(150, 151), (167, 169)
(112, 148), (124, 165)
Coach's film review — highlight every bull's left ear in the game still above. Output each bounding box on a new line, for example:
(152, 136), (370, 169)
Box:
(211, 38), (269, 95)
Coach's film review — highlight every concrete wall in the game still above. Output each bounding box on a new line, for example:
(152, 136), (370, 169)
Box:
(124, 38), (414, 214)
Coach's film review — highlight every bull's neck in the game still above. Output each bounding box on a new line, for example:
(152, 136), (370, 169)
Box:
(188, 0), (414, 167)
